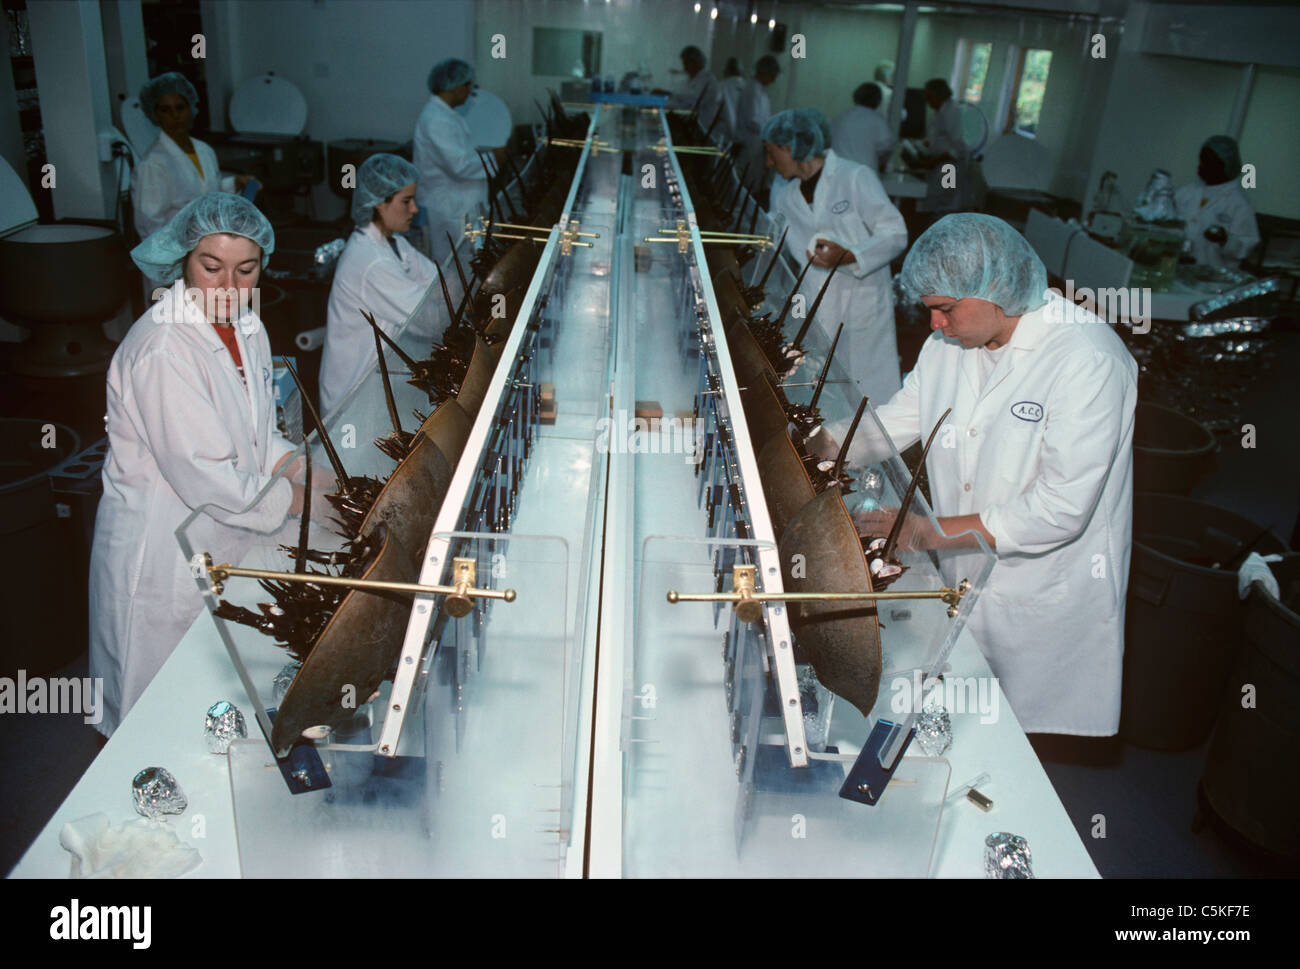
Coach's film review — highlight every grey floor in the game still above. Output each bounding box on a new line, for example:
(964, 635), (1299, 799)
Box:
(3, 329), (1297, 879)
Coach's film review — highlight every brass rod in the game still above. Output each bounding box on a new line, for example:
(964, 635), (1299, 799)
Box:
(209, 563), (516, 602)
(666, 588), (961, 605)
(483, 219), (599, 238)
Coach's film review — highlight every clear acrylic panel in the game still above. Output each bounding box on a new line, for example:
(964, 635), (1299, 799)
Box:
(220, 528), (573, 878)
(624, 535), (950, 877)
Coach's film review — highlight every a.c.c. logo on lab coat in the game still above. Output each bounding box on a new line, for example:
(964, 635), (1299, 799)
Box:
(831, 200), (850, 214)
(1010, 401), (1044, 422)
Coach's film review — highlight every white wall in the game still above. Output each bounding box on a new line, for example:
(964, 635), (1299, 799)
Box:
(1085, 1), (1300, 220)
(200, 0), (474, 220)
(473, 0), (717, 127)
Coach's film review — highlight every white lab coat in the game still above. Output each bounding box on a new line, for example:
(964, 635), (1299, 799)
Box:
(735, 78), (772, 191)
(320, 222), (448, 414)
(850, 293), (1137, 735)
(769, 149), (908, 404)
(131, 134), (235, 240)
(1174, 178), (1260, 269)
(831, 105), (897, 173)
(414, 95), (488, 265)
(919, 98), (970, 213)
(88, 281), (295, 735)
(670, 70), (732, 143)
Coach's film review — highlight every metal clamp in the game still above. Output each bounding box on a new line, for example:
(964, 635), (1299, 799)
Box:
(202, 553), (515, 617)
(666, 564), (971, 622)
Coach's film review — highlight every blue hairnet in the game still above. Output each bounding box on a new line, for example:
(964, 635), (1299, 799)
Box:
(1201, 135), (1241, 175)
(131, 192), (275, 284)
(352, 153), (419, 226)
(761, 109), (826, 162)
(803, 108), (832, 152)
(140, 72), (199, 121)
(899, 213), (1048, 316)
(428, 58), (474, 94)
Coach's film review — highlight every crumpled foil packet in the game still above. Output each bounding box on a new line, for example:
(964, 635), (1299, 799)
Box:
(272, 661), (300, 706)
(204, 700), (247, 754)
(915, 702), (953, 757)
(984, 831), (1034, 879)
(131, 767), (187, 820)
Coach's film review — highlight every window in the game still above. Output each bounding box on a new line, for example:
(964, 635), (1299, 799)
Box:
(1008, 48), (1052, 136)
(532, 27), (603, 78)
(962, 42), (993, 103)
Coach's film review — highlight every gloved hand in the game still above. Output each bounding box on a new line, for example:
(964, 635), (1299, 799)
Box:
(1237, 552), (1282, 600)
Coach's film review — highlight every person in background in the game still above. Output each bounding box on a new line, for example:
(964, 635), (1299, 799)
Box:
(916, 78), (970, 217)
(662, 45), (731, 143)
(822, 214), (1136, 738)
(720, 56), (746, 140)
(89, 194), (307, 736)
(762, 108), (907, 403)
(736, 54), (781, 195)
(873, 61), (895, 117)
(132, 72), (253, 242)
(831, 82), (897, 174)
(1174, 135), (1259, 269)
(320, 154), (450, 413)
(414, 57), (487, 265)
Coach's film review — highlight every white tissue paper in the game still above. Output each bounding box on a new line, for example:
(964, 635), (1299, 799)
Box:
(1237, 552), (1283, 601)
(805, 230), (847, 259)
(59, 813), (202, 879)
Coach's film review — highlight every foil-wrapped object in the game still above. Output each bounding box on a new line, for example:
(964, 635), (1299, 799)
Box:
(313, 238), (347, 267)
(797, 664), (834, 752)
(1132, 169), (1178, 224)
(854, 470), (885, 513)
(915, 702), (953, 756)
(204, 700), (247, 754)
(272, 661), (300, 706)
(984, 831), (1034, 879)
(132, 767), (188, 820)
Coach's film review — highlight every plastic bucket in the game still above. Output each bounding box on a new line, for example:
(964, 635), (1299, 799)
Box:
(1200, 554), (1300, 858)
(1133, 401), (1217, 495)
(1120, 493), (1286, 750)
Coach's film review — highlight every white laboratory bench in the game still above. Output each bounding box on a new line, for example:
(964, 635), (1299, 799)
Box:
(12, 107), (1099, 881)
(11, 575), (1096, 879)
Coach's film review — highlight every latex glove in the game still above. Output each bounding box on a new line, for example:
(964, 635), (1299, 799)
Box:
(60, 813), (201, 878)
(1237, 552), (1283, 600)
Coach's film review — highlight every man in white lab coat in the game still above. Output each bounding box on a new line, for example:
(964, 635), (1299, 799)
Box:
(320, 153), (448, 413)
(916, 79), (970, 216)
(1174, 135), (1259, 270)
(831, 83), (897, 174)
(665, 45), (732, 143)
(735, 55), (781, 194)
(763, 108), (908, 404)
(131, 73), (251, 242)
(89, 194), (304, 736)
(834, 214), (1137, 737)
(414, 58), (487, 265)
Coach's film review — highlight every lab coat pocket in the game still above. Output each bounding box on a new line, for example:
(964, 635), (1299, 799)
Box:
(994, 419), (1043, 489)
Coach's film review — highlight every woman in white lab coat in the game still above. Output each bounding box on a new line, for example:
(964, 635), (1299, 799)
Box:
(89, 194), (303, 736)
(131, 73), (250, 242)
(842, 214), (1137, 736)
(1175, 135), (1259, 269)
(762, 108), (908, 404)
(413, 58), (487, 265)
(320, 153), (446, 413)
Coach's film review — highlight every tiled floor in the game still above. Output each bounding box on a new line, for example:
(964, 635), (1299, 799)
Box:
(3, 320), (1297, 878)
